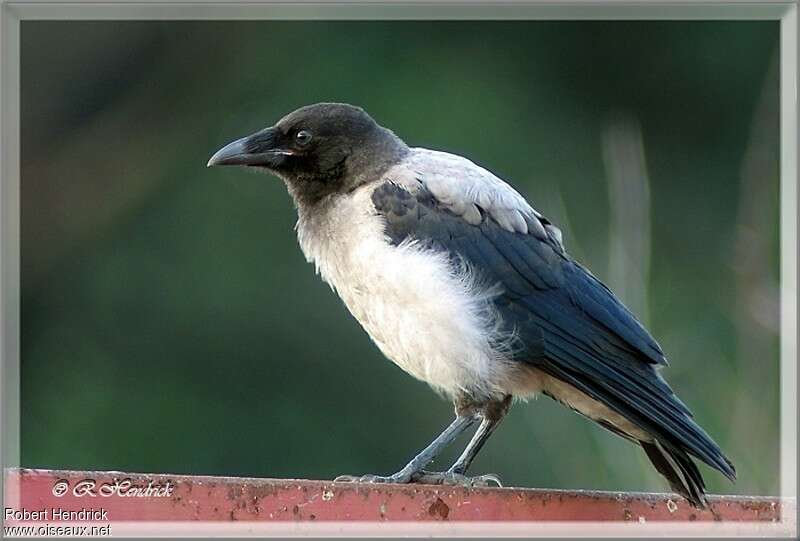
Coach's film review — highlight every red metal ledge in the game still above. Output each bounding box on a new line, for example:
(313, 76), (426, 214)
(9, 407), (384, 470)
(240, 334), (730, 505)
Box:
(3, 469), (782, 522)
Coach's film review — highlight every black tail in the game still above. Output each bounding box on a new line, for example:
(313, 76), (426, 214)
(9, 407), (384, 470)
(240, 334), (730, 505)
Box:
(642, 440), (710, 508)
(537, 353), (737, 508)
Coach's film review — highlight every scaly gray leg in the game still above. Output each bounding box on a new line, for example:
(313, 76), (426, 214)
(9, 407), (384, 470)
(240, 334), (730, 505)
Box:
(414, 396), (512, 487)
(448, 413), (506, 475)
(334, 414), (477, 484)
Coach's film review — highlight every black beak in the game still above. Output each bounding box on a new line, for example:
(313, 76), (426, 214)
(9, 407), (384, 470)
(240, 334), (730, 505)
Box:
(207, 127), (293, 168)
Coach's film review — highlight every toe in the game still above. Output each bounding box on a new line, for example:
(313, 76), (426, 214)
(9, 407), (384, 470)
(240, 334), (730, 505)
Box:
(334, 473), (413, 484)
(333, 474), (360, 483)
(441, 474), (462, 486)
(410, 470), (446, 485)
(359, 474), (383, 483)
(472, 473), (503, 487)
(387, 472), (412, 484)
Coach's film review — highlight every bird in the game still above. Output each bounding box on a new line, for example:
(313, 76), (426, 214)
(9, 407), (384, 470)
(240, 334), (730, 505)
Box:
(208, 102), (735, 508)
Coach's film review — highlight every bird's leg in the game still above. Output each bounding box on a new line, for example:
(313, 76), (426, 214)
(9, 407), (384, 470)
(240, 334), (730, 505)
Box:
(448, 416), (503, 474)
(414, 395), (512, 487)
(334, 414), (478, 484)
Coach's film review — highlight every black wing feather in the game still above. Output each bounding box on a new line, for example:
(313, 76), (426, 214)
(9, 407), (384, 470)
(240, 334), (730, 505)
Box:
(372, 181), (735, 484)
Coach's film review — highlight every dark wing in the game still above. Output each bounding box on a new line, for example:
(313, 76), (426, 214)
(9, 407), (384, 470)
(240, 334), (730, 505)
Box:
(372, 180), (736, 485)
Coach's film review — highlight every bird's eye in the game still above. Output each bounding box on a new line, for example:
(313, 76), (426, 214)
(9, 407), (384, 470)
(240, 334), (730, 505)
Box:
(295, 130), (313, 146)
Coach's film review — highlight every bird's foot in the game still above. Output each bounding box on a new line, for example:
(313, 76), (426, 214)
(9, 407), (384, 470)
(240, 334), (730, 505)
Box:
(333, 470), (502, 488)
(333, 472), (412, 484)
(412, 470), (503, 488)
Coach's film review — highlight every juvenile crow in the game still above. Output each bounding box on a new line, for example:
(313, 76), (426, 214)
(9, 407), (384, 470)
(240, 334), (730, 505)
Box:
(208, 103), (735, 507)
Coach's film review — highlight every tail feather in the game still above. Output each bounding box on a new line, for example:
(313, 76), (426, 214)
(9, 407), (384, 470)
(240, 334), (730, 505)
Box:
(642, 439), (708, 508)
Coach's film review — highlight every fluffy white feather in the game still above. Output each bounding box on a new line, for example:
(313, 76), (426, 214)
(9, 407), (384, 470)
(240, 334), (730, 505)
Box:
(296, 184), (518, 400)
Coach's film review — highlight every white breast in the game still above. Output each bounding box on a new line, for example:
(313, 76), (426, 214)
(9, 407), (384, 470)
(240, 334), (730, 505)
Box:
(295, 186), (516, 400)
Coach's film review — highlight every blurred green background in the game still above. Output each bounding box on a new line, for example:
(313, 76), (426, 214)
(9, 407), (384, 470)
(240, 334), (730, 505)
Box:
(20, 21), (779, 497)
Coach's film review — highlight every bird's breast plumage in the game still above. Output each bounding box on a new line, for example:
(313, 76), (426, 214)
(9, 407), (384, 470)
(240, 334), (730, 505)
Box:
(294, 182), (518, 401)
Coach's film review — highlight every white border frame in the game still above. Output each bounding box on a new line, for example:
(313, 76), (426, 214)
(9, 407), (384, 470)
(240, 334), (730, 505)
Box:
(1, 1), (796, 537)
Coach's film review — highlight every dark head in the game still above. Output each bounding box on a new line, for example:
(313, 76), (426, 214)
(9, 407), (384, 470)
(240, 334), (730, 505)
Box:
(207, 103), (408, 206)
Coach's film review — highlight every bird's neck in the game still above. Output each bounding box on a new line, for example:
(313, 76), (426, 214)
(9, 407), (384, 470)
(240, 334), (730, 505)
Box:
(346, 127), (410, 187)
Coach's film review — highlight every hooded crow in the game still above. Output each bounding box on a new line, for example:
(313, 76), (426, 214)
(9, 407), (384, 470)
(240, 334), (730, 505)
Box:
(208, 102), (735, 508)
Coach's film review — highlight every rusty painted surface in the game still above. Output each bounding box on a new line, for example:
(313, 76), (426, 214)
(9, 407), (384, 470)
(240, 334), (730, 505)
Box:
(3, 468), (783, 522)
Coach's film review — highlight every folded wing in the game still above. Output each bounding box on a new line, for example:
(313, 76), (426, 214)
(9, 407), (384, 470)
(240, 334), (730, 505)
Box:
(373, 151), (735, 489)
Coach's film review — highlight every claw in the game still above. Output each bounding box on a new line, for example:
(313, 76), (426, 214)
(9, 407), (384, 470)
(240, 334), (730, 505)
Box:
(333, 474), (360, 483)
(412, 470), (503, 487)
(335, 470), (502, 488)
(470, 473), (503, 487)
(333, 473), (411, 484)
